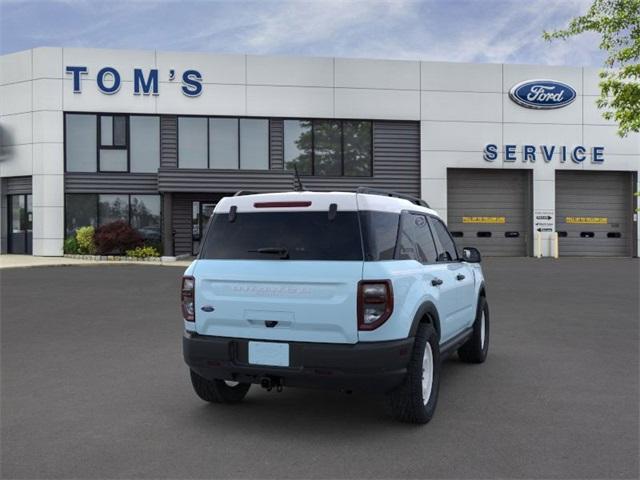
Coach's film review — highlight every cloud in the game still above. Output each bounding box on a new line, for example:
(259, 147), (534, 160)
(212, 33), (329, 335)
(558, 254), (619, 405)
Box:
(0, 0), (605, 66)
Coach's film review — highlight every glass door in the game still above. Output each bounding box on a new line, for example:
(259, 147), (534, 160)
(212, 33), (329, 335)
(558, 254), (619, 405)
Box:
(192, 201), (217, 255)
(8, 194), (32, 254)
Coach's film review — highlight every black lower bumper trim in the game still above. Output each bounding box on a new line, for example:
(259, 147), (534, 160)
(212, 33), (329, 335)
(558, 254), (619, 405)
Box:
(183, 332), (414, 393)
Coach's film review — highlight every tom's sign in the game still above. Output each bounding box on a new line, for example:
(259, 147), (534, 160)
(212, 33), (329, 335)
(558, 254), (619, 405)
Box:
(509, 79), (576, 109)
(65, 66), (203, 97)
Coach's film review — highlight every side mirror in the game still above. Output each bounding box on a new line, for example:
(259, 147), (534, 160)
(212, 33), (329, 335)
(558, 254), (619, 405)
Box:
(462, 247), (481, 263)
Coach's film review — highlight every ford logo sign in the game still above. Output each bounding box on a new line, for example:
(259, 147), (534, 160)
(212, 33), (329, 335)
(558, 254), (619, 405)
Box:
(509, 79), (577, 109)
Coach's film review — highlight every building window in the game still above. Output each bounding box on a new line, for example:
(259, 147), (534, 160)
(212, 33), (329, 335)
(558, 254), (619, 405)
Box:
(240, 118), (269, 170)
(65, 193), (97, 236)
(178, 117), (208, 168)
(314, 120), (342, 176)
(130, 116), (160, 173)
(65, 114), (97, 172)
(343, 121), (372, 176)
(209, 118), (238, 169)
(178, 116), (269, 170)
(284, 120), (312, 175)
(100, 115), (127, 147)
(284, 119), (372, 177)
(131, 195), (161, 245)
(65, 113), (159, 173)
(65, 193), (162, 247)
(98, 194), (129, 225)
(99, 115), (128, 172)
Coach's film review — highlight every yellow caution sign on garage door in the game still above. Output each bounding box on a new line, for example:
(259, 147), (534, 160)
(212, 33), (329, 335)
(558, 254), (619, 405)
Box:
(565, 217), (608, 224)
(462, 216), (506, 224)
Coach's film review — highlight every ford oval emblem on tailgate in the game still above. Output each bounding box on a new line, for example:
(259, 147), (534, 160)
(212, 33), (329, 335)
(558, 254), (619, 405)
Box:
(201, 305), (215, 312)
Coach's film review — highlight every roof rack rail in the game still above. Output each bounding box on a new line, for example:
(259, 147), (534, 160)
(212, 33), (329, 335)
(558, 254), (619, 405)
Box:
(233, 190), (260, 197)
(356, 187), (430, 208)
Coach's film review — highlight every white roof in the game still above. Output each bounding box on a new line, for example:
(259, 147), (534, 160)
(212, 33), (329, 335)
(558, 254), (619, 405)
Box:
(214, 191), (440, 217)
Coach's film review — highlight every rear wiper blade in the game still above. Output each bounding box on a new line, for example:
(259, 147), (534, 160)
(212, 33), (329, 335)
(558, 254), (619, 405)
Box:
(248, 247), (290, 259)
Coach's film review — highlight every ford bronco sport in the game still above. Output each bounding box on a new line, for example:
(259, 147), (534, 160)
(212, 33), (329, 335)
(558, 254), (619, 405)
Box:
(182, 188), (489, 424)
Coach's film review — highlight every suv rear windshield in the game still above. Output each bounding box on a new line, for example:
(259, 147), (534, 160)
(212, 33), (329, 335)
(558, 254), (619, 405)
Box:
(200, 211), (363, 261)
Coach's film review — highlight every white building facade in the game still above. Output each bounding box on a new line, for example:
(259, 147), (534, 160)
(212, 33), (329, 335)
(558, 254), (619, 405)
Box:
(1, 47), (638, 257)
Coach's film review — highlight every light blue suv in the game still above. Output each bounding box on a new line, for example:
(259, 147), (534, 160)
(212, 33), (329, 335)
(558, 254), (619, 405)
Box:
(182, 188), (489, 424)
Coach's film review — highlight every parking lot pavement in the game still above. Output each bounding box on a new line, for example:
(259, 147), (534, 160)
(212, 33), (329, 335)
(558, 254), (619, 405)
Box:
(1, 258), (638, 479)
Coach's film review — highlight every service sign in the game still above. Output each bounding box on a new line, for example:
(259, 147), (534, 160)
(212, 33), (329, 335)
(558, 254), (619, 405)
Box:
(509, 79), (577, 109)
(483, 144), (605, 164)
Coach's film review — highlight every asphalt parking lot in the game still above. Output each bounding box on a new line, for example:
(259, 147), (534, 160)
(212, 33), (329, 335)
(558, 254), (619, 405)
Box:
(1, 258), (638, 479)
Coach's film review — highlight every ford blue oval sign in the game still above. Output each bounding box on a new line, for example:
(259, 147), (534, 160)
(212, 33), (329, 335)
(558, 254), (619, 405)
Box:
(509, 79), (577, 109)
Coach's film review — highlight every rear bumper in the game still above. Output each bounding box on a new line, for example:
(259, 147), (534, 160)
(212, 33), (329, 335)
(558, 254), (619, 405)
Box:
(183, 332), (414, 393)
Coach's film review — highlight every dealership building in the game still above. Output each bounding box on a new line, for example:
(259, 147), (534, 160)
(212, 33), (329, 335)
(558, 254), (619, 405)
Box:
(0, 47), (638, 257)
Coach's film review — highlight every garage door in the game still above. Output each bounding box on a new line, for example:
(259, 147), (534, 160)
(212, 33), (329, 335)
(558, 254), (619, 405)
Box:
(556, 171), (634, 256)
(447, 169), (531, 257)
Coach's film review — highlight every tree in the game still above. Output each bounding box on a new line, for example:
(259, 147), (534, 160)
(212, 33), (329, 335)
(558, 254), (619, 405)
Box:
(543, 0), (640, 136)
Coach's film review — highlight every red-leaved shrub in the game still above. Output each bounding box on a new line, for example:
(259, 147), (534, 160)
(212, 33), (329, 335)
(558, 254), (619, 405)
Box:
(94, 220), (143, 255)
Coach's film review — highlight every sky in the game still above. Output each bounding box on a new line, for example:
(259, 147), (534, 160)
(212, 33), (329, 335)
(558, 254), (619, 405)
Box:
(0, 0), (605, 66)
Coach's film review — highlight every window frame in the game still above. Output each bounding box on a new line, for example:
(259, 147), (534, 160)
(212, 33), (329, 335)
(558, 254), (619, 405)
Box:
(98, 114), (129, 172)
(394, 210), (439, 265)
(341, 119), (373, 177)
(64, 112), (98, 173)
(129, 115), (162, 173)
(283, 119), (313, 175)
(177, 115), (271, 170)
(64, 112), (161, 174)
(63, 193), (162, 241)
(427, 215), (460, 263)
(239, 118), (270, 170)
(285, 118), (373, 177)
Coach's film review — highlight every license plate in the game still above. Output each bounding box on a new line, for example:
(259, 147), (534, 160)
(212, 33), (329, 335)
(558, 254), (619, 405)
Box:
(248, 341), (289, 367)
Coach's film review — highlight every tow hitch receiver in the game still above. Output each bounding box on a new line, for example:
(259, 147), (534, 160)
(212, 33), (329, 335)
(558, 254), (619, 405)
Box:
(260, 376), (284, 392)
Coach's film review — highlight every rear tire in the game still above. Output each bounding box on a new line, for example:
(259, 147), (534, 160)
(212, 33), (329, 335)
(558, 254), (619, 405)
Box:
(189, 370), (251, 404)
(388, 322), (440, 424)
(458, 296), (489, 363)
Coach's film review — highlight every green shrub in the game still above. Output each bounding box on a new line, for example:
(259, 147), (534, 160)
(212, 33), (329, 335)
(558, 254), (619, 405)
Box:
(76, 226), (97, 254)
(64, 236), (79, 254)
(125, 245), (160, 258)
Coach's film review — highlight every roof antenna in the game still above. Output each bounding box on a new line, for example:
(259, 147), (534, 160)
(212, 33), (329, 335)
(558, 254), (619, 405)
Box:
(293, 165), (305, 192)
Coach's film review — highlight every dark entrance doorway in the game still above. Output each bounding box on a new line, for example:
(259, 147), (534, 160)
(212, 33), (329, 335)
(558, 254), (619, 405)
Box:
(8, 194), (32, 254)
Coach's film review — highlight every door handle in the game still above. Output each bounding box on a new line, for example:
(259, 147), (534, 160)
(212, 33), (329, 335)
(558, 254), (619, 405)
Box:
(456, 274), (466, 281)
(431, 278), (443, 287)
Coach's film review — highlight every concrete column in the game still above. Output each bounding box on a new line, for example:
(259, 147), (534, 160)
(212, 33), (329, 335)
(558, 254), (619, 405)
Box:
(532, 168), (555, 258)
(0, 178), (7, 254)
(32, 112), (64, 256)
(162, 192), (173, 256)
(31, 48), (64, 256)
(635, 172), (639, 257)
(419, 149), (448, 221)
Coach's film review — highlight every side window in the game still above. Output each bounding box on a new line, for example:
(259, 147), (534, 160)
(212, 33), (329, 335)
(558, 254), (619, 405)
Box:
(395, 212), (438, 263)
(428, 217), (459, 262)
(360, 211), (400, 261)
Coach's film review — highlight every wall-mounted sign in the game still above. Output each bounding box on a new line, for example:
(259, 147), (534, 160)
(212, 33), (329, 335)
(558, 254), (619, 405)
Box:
(566, 217), (608, 224)
(509, 79), (577, 109)
(65, 66), (203, 97)
(462, 216), (506, 224)
(483, 144), (605, 164)
(534, 209), (554, 232)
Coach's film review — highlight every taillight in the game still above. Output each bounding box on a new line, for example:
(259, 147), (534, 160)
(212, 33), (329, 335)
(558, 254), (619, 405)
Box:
(357, 280), (393, 330)
(181, 276), (195, 322)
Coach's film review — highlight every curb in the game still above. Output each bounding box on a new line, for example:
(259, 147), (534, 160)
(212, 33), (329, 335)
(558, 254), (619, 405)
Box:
(64, 254), (162, 262)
